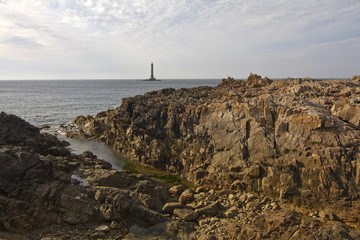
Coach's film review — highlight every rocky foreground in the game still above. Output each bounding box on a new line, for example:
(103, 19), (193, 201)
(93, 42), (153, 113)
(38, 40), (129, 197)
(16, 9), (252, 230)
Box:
(64, 74), (360, 239)
(0, 112), (175, 239)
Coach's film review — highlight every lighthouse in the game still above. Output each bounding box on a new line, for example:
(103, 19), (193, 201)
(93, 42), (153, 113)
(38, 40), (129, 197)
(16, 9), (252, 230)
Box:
(144, 62), (159, 81)
(150, 62), (155, 80)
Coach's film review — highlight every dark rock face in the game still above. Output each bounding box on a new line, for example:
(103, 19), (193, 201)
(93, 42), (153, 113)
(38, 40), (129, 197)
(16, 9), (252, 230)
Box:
(0, 113), (172, 239)
(67, 75), (360, 204)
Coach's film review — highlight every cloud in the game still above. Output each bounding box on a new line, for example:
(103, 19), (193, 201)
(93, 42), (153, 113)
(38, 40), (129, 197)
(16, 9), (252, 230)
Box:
(3, 35), (43, 48)
(0, 0), (360, 79)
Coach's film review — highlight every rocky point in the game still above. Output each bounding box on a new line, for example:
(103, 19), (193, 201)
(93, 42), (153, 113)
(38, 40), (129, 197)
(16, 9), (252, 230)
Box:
(64, 74), (360, 239)
(2, 74), (360, 239)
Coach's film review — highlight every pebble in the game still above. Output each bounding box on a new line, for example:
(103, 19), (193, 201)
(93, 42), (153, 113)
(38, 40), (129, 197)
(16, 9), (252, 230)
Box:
(95, 225), (110, 232)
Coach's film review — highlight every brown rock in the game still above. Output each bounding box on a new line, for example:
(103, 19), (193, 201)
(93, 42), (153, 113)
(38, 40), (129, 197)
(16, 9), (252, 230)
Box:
(162, 202), (185, 213)
(169, 185), (185, 196)
(224, 206), (238, 218)
(179, 189), (195, 204)
(196, 201), (222, 217)
(173, 208), (199, 222)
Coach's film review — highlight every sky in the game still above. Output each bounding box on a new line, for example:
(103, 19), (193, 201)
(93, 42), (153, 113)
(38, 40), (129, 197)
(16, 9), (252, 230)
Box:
(0, 0), (359, 80)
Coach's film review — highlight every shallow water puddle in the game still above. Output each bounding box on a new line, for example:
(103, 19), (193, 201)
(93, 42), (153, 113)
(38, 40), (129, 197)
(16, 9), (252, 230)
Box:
(56, 134), (127, 171)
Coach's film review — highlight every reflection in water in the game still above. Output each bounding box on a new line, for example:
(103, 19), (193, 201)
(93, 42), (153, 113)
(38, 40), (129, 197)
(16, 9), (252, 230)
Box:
(57, 134), (171, 238)
(57, 135), (126, 171)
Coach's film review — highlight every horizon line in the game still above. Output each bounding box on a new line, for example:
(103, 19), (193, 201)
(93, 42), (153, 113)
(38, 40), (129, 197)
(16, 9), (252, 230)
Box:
(0, 76), (351, 81)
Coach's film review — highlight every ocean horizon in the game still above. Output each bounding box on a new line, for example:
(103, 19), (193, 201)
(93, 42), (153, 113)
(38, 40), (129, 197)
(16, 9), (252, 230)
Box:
(0, 79), (221, 128)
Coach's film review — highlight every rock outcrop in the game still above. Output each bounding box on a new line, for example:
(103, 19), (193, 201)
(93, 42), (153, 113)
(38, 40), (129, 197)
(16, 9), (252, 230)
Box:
(0, 112), (172, 239)
(67, 75), (360, 203)
(64, 74), (360, 239)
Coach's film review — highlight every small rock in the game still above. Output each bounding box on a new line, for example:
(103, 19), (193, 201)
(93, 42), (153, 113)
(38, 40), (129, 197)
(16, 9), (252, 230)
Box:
(174, 208), (199, 222)
(246, 193), (257, 202)
(239, 193), (247, 203)
(92, 231), (106, 238)
(196, 186), (205, 193)
(95, 225), (110, 232)
(224, 206), (238, 218)
(261, 196), (270, 204)
(162, 202), (185, 213)
(110, 221), (121, 230)
(309, 212), (319, 218)
(198, 234), (217, 240)
(246, 201), (260, 210)
(179, 189), (195, 204)
(319, 211), (338, 221)
(228, 194), (236, 202)
(3, 221), (11, 230)
(206, 194), (218, 202)
(169, 185), (185, 196)
(198, 218), (210, 228)
(197, 201), (222, 217)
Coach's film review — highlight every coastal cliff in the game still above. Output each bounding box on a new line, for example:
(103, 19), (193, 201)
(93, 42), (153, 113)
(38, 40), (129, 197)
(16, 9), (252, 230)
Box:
(67, 74), (360, 203)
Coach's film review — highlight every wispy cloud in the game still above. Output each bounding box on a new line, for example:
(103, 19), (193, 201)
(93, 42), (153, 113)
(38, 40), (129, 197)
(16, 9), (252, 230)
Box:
(0, 0), (359, 79)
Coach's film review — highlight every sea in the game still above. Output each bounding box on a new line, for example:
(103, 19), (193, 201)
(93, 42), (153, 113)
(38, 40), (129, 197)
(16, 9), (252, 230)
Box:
(0, 79), (221, 169)
(0, 79), (220, 128)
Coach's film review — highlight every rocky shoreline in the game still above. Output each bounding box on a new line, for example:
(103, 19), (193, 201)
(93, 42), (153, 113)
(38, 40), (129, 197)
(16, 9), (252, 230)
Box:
(1, 74), (360, 239)
(0, 112), (172, 239)
(64, 74), (360, 239)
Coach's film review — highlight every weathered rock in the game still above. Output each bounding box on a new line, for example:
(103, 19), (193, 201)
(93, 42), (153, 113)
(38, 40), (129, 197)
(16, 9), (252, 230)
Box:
(162, 202), (186, 213)
(59, 75), (360, 239)
(173, 208), (199, 222)
(169, 185), (185, 196)
(179, 189), (195, 204)
(196, 201), (223, 217)
(65, 75), (360, 207)
(0, 113), (171, 239)
(224, 206), (238, 218)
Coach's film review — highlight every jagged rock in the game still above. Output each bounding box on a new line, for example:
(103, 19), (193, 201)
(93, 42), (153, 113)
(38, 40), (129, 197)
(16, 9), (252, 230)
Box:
(0, 113), (171, 239)
(57, 75), (360, 239)
(65, 74), (360, 206)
